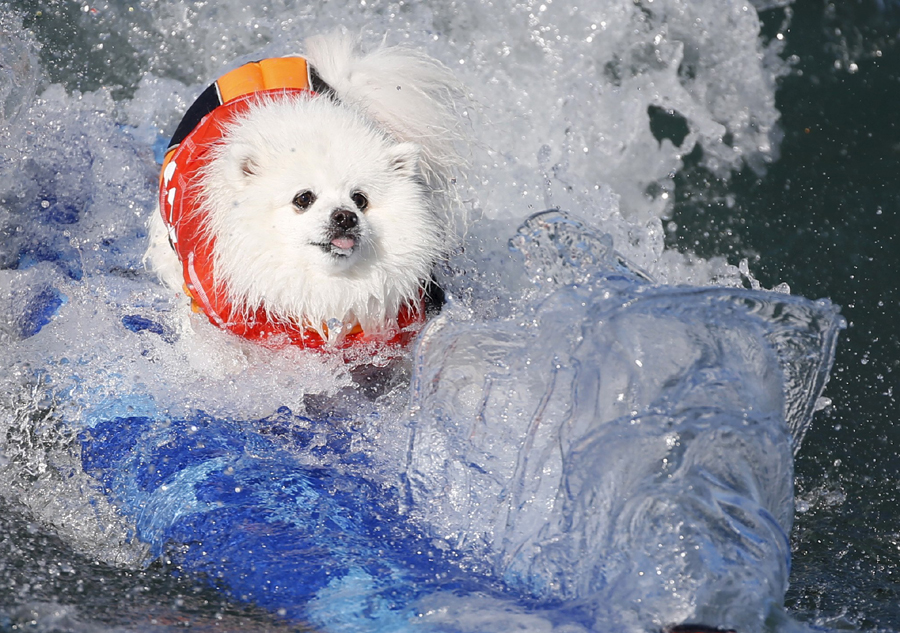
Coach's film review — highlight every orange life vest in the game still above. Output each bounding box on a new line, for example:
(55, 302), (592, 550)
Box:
(157, 57), (429, 350)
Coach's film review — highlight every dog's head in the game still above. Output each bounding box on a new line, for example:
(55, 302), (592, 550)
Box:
(197, 94), (442, 332)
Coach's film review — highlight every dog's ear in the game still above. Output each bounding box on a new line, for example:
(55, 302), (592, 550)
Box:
(225, 143), (261, 183)
(239, 154), (260, 178)
(387, 142), (421, 179)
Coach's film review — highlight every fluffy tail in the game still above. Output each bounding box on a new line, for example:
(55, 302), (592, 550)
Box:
(303, 31), (468, 227)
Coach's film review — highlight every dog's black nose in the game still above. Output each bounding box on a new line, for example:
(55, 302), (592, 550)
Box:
(331, 208), (358, 231)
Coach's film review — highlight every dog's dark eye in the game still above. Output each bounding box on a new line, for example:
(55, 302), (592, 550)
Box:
(292, 190), (316, 211)
(351, 191), (369, 211)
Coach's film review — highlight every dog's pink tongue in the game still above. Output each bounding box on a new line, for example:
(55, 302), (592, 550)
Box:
(331, 237), (355, 250)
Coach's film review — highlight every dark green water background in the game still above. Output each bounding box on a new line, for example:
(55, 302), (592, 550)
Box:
(670, 1), (900, 629)
(2, 0), (899, 630)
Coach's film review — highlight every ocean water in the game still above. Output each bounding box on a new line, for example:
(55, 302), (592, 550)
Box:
(0, 0), (896, 631)
(667, 3), (900, 629)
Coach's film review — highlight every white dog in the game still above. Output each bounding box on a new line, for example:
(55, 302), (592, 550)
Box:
(146, 32), (464, 349)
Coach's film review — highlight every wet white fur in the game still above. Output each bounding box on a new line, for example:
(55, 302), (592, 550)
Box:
(146, 33), (464, 338)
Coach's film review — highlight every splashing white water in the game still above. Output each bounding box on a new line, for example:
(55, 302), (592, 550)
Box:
(0, 2), (836, 632)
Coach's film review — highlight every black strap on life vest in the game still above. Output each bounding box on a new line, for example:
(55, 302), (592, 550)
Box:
(167, 82), (221, 151)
